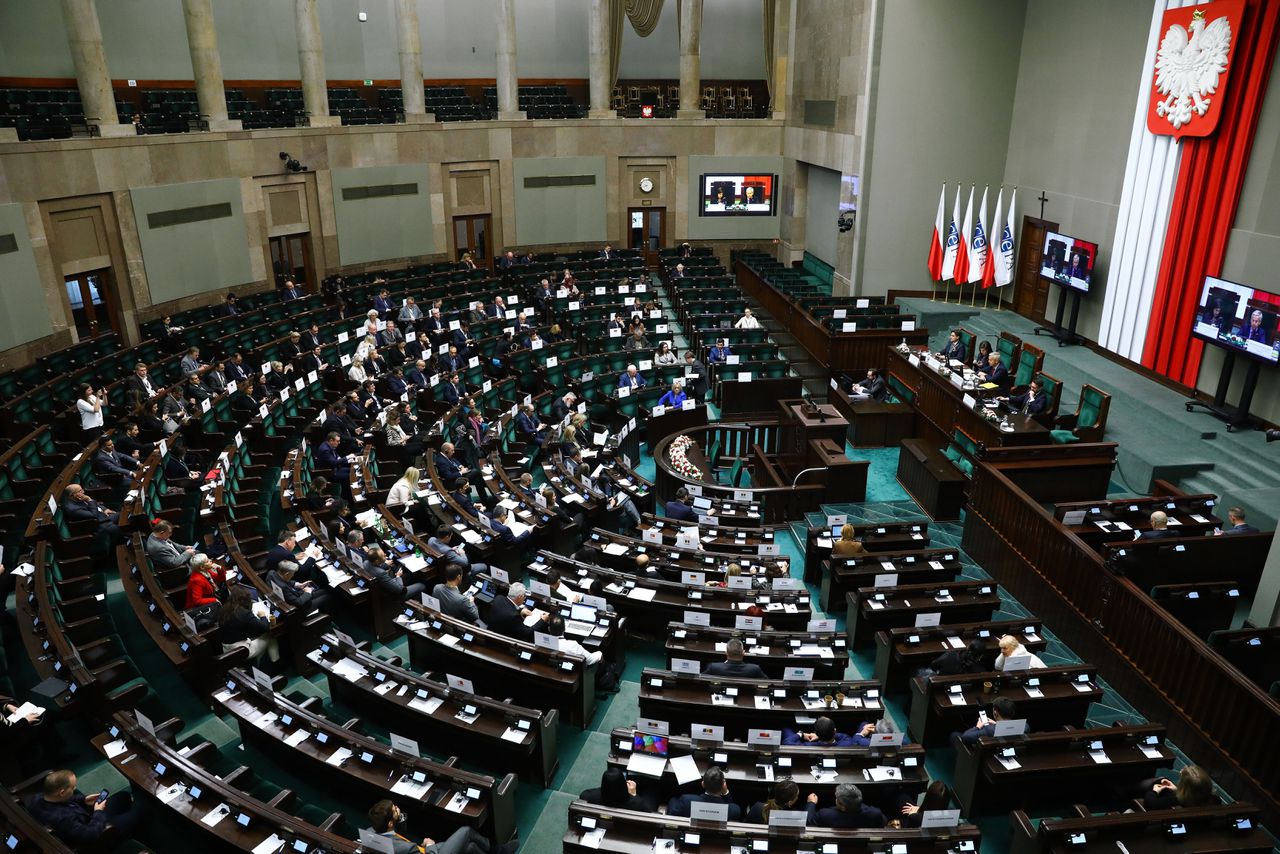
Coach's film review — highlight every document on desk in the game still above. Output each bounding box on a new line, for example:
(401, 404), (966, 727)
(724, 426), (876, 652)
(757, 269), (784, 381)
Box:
(253, 711), (278, 730)
(1190, 514), (1210, 524)
(810, 766), (838, 783)
(1140, 746), (1164, 760)
(626, 751), (668, 777)
(374, 680), (399, 695)
(602, 543), (629, 556)
(754, 695), (772, 709)
(506, 518), (533, 539)
(409, 695), (444, 715)
(801, 697), (828, 711)
(459, 528), (484, 544)
(1114, 521), (1132, 531)
(945, 636), (965, 649)
(581, 828), (607, 849)
(332, 658), (368, 682)
(711, 693), (737, 706)
(157, 783), (186, 805)
(104, 738), (129, 759)
(997, 756), (1021, 771)
(627, 586), (657, 602)
(930, 560), (945, 570)
(1024, 687), (1044, 699)
(392, 775), (433, 800)
(437, 633), (460, 647)
(1088, 750), (1111, 764)
(867, 766), (901, 782)
(668, 753), (701, 786)
(325, 747), (353, 766)
(400, 554), (428, 573)
(1024, 633), (1041, 644)
(201, 804), (232, 827)
(948, 694), (967, 706)
(320, 564), (353, 586)
(284, 729), (310, 747)
(251, 834), (285, 854)
(501, 726), (528, 744)
(868, 600), (885, 610)
(444, 792), (470, 813)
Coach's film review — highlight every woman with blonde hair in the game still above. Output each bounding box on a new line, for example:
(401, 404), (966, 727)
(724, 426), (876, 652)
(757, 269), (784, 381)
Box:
(1141, 765), (1212, 810)
(347, 355), (368, 384)
(993, 634), (1046, 671)
(832, 523), (865, 557)
(386, 466), (419, 507)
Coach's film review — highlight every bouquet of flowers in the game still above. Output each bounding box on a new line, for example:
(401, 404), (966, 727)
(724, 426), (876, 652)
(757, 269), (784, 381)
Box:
(668, 435), (703, 480)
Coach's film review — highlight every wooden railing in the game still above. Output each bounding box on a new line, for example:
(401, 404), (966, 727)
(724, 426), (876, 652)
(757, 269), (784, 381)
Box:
(963, 459), (1280, 828)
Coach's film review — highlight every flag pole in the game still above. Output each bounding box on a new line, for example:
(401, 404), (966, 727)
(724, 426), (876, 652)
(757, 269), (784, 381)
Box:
(983, 286), (990, 310)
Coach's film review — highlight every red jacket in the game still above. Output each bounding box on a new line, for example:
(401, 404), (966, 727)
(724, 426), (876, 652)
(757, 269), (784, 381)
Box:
(185, 565), (227, 609)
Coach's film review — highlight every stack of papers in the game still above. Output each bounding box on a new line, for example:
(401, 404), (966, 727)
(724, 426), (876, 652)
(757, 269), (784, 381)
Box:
(602, 543), (629, 556)
(408, 695), (444, 715)
(6, 701), (45, 723)
(325, 747), (353, 766)
(392, 775), (433, 800)
(284, 730), (310, 747)
(626, 752), (667, 777)
(331, 658), (368, 683)
(867, 766), (901, 781)
(997, 756), (1021, 771)
(627, 587), (656, 602)
(670, 754), (701, 785)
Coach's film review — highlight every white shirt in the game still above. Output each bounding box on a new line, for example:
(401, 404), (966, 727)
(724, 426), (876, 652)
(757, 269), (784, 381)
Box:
(386, 479), (414, 506)
(557, 635), (602, 666)
(735, 314), (762, 330)
(77, 396), (103, 429)
(348, 364), (368, 383)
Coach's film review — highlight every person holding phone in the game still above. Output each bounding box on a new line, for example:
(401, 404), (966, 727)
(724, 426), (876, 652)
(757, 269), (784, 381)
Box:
(25, 769), (150, 846)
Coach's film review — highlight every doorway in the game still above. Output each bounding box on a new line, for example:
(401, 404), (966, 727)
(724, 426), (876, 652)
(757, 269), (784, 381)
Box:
(64, 269), (120, 339)
(628, 207), (665, 268)
(453, 214), (492, 270)
(1012, 216), (1058, 321)
(269, 234), (313, 290)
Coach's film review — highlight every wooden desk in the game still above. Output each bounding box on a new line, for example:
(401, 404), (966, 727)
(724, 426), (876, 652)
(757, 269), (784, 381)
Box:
(953, 722), (1171, 818)
(646, 402), (709, 446)
(829, 384), (917, 447)
(638, 668), (883, 740)
(779, 400), (849, 454)
(846, 581), (1001, 647)
(887, 347), (1048, 448)
(820, 548), (962, 614)
(719, 376), (804, 419)
(907, 665), (1102, 747)
(1010, 803), (1271, 854)
(873, 619), (1047, 695)
(665, 623), (849, 681)
(896, 437), (968, 520)
(803, 522), (931, 583)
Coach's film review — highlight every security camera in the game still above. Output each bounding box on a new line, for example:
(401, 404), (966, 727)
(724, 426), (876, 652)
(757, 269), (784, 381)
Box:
(279, 152), (308, 173)
(837, 211), (856, 233)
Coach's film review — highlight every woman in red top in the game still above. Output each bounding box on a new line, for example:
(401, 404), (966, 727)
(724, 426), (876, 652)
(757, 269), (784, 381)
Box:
(185, 554), (227, 609)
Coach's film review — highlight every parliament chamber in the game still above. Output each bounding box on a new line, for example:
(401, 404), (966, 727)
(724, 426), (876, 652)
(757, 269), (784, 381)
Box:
(1, 1), (1280, 853)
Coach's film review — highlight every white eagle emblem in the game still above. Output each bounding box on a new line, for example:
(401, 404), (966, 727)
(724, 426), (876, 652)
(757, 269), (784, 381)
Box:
(1154, 9), (1232, 129)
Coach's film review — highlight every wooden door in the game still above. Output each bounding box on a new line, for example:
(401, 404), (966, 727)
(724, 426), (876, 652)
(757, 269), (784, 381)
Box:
(453, 214), (493, 271)
(269, 233), (313, 290)
(1013, 216), (1058, 321)
(64, 268), (120, 339)
(628, 207), (665, 269)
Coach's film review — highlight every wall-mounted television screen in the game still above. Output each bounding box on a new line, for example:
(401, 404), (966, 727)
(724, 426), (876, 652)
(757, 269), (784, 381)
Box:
(698, 174), (777, 217)
(1192, 276), (1280, 365)
(1040, 231), (1098, 294)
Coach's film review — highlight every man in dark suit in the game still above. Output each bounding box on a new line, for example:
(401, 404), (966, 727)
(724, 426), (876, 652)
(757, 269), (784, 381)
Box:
(281, 280), (302, 301)
(486, 582), (546, 641)
(93, 439), (138, 489)
(703, 639), (767, 679)
(515, 404), (545, 446)
(124, 363), (158, 401)
(1065, 253), (1088, 281)
(849, 369), (887, 402)
(550, 392), (576, 423)
(1222, 507), (1259, 535)
(618, 365), (647, 391)
(1000, 378), (1047, 415)
(683, 352), (707, 400)
(300, 346), (327, 376)
(301, 323), (323, 351)
(979, 353), (1008, 385)
(405, 359), (430, 390)
(264, 530), (320, 582)
(486, 296), (507, 319)
(61, 483), (123, 537)
(490, 507), (531, 546)
(376, 320), (404, 349)
(25, 769), (151, 849)
(438, 345), (464, 374)
(666, 767), (741, 820)
(1239, 309), (1271, 345)
(941, 330), (967, 363)
(806, 783), (886, 828)
(599, 244), (615, 261)
(382, 367), (409, 400)
(372, 289), (395, 317)
(435, 443), (464, 483)
(439, 373), (465, 406)
(670, 263), (686, 279)
(225, 352), (250, 383)
(957, 696), (1016, 746)
(498, 250), (517, 269)
(316, 432), (351, 480)
(215, 292), (239, 317)
(449, 477), (480, 518)
(665, 487), (698, 522)
(1138, 511), (1174, 539)
(364, 546), (425, 602)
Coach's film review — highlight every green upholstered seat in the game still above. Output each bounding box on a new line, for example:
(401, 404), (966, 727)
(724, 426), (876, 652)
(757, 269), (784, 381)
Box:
(887, 375), (915, 404)
(996, 336), (1017, 369)
(1015, 350), (1038, 387)
(1050, 429), (1080, 444)
(1078, 386), (1104, 429)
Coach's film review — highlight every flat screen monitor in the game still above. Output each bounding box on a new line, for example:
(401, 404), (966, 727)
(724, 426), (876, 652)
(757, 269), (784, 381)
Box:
(699, 174), (777, 217)
(633, 731), (669, 757)
(1192, 275), (1280, 365)
(1040, 231), (1098, 293)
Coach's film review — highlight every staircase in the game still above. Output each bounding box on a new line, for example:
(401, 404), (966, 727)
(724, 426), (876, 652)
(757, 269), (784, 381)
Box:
(742, 294), (830, 401)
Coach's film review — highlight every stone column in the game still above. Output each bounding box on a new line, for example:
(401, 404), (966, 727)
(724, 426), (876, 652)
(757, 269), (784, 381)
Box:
(60, 0), (133, 137)
(394, 0), (432, 123)
(294, 0), (340, 127)
(181, 0), (240, 131)
(587, 0), (615, 118)
(494, 0), (524, 119)
(677, 0), (704, 118)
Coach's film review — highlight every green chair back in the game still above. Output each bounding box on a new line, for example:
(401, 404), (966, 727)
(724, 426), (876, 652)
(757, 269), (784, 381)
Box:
(996, 337), (1017, 369)
(1015, 350), (1037, 387)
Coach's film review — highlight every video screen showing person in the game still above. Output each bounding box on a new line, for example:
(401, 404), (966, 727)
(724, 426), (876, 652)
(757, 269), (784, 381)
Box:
(699, 174), (776, 216)
(1192, 276), (1280, 364)
(1040, 232), (1097, 293)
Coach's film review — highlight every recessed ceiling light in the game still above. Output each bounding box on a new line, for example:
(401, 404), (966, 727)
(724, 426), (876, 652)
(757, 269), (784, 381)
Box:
(358, 11), (368, 22)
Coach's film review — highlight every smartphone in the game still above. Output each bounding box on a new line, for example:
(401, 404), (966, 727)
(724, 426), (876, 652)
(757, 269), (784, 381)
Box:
(98, 789), (109, 801)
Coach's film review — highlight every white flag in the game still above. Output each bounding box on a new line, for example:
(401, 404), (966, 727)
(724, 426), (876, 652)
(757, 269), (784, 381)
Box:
(941, 185), (961, 281)
(955, 186), (974, 284)
(995, 188), (1016, 287)
(968, 186), (990, 285)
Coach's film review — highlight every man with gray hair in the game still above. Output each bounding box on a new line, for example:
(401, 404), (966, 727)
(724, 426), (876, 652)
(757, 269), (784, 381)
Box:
(805, 782), (886, 828)
(485, 581), (547, 641)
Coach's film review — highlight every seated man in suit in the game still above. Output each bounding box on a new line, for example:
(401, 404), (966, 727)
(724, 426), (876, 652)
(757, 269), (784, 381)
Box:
(405, 359), (430, 390)
(806, 782), (886, 829)
(437, 344), (465, 375)
(449, 477), (481, 518)
(180, 346), (206, 378)
(999, 377), (1047, 415)
(941, 330), (967, 363)
(1221, 506), (1260, 535)
(372, 288), (396, 317)
(382, 367), (409, 400)
(848, 368), (887, 403)
(514, 403), (545, 446)
(707, 339), (732, 363)
(93, 438), (139, 489)
(217, 292), (239, 317)
(490, 506), (531, 546)
(438, 373), (466, 406)
(300, 346), (328, 376)
(124, 362), (159, 401)
(956, 696), (1016, 746)
(114, 421), (153, 460)
(61, 483), (123, 538)
(426, 526), (488, 578)
(978, 352), (1008, 386)
(550, 392), (577, 423)
(434, 442), (466, 483)
(486, 582), (548, 641)
(145, 519), (196, 570)
(377, 319), (404, 349)
(365, 545), (425, 602)
(666, 767), (741, 820)
(703, 638), (767, 679)
(432, 562), (482, 625)
(1139, 510), (1175, 539)
(264, 530), (320, 583)
(317, 432), (352, 480)
(665, 487), (699, 522)
(599, 243), (615, 261)
(784, 716), (877, 747)
(25, 768), (151, 849)
(617, 364), (647, 391)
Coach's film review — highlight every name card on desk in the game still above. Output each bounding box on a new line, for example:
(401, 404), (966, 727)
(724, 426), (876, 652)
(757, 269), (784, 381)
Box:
(639, 360), (653, 371)
(490, 567), (510, 583)
(833, 309), (847, 319)
(690, 802), (730, 823)
(870, 732), (904, 747)
(681, 571), (706, 586)
(783, 667), (813, 681)
(857, 298), (870, 308)
(961, 393), (977, 409)
(637, 718), (670, 735)
(529, 580), (552, 598)
(533, 631), (560, 651)
(920, 809), (962, 829)
(950, 373), (964, 388)
(747, 729), (782, 747)
(826, 514), (847, 527)
(652, 405), (666, 417)
(618, 386), (630, 398)
(874, 573), (898, 588)
(769, 810), (809, 829)
(389, 733), (421, 757)
(902, 321), (916, 331)
(726, 355), (740, 365)
(842, 322), (857, 332)
(736, 616), (763, 630)
(446, 674), (475, 694)
(675, 530), (700, 550)
(419, 592), (441, 611)
(670, 657), (701, 674)
(691, 723), (725, 743)
(682, 399), (696, 410)
(642, 527), (662, 544)
(915, 612), (942, 627)
(759, 543), (781, 557)
(908, 354), (921, 367)
(735, 489), (753, 502)
(808, 619), (836, 633)
(683, 611), (711, 627)
(358, 830), (397, 853)
(993, 719), (1028, 738)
